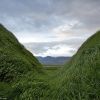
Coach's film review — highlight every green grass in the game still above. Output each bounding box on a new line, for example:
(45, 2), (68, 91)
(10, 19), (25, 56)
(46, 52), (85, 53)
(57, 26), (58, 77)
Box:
(0, 24), (42, 82)
(0, 82), (12, 99)
(0, 25), (100, 100)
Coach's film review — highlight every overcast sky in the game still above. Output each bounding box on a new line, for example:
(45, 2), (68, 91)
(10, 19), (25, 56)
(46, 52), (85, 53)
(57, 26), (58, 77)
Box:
(0, 0), (100, 57)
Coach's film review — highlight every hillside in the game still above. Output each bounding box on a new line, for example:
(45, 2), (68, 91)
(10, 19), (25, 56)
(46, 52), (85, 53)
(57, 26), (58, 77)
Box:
(37, 56), (71, 65)
(0, 24), (42, 82)
(49, 31), (100, 99)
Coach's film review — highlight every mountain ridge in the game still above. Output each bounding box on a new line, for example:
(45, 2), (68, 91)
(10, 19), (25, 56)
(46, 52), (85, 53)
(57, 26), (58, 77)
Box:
(37, 56), (71, 65)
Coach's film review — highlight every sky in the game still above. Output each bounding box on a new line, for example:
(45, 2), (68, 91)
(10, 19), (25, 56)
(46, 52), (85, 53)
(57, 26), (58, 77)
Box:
(0, 0), (100, 57)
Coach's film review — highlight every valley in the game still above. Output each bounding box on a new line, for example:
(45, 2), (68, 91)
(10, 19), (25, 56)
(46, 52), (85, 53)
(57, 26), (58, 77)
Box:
(0, 25), (100, 100)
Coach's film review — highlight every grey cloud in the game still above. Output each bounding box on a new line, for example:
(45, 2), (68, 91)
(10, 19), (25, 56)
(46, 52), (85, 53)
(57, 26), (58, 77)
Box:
(0, 0), (100, 33)
(23, 36), (85, 56)
(0, 0), (100, 56)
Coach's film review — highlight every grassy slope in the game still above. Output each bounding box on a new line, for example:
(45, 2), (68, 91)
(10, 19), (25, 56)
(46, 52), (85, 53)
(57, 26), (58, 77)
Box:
(49, 31), (100, 100)
(0, 24), (42, 82)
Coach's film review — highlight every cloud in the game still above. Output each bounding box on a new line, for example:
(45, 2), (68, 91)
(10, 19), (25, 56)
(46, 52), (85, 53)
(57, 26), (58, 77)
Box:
(0, 0), (100, 34)
(24, 42), (77, 57)
(37, 44), (77, 57)
(52, 20), (81, 39)
(0, 0), (100, 56)
(23, 36), (85, 57)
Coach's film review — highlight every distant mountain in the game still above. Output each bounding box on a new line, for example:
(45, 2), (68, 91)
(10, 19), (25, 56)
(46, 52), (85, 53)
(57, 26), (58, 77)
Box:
(37, 56), (71, 65)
